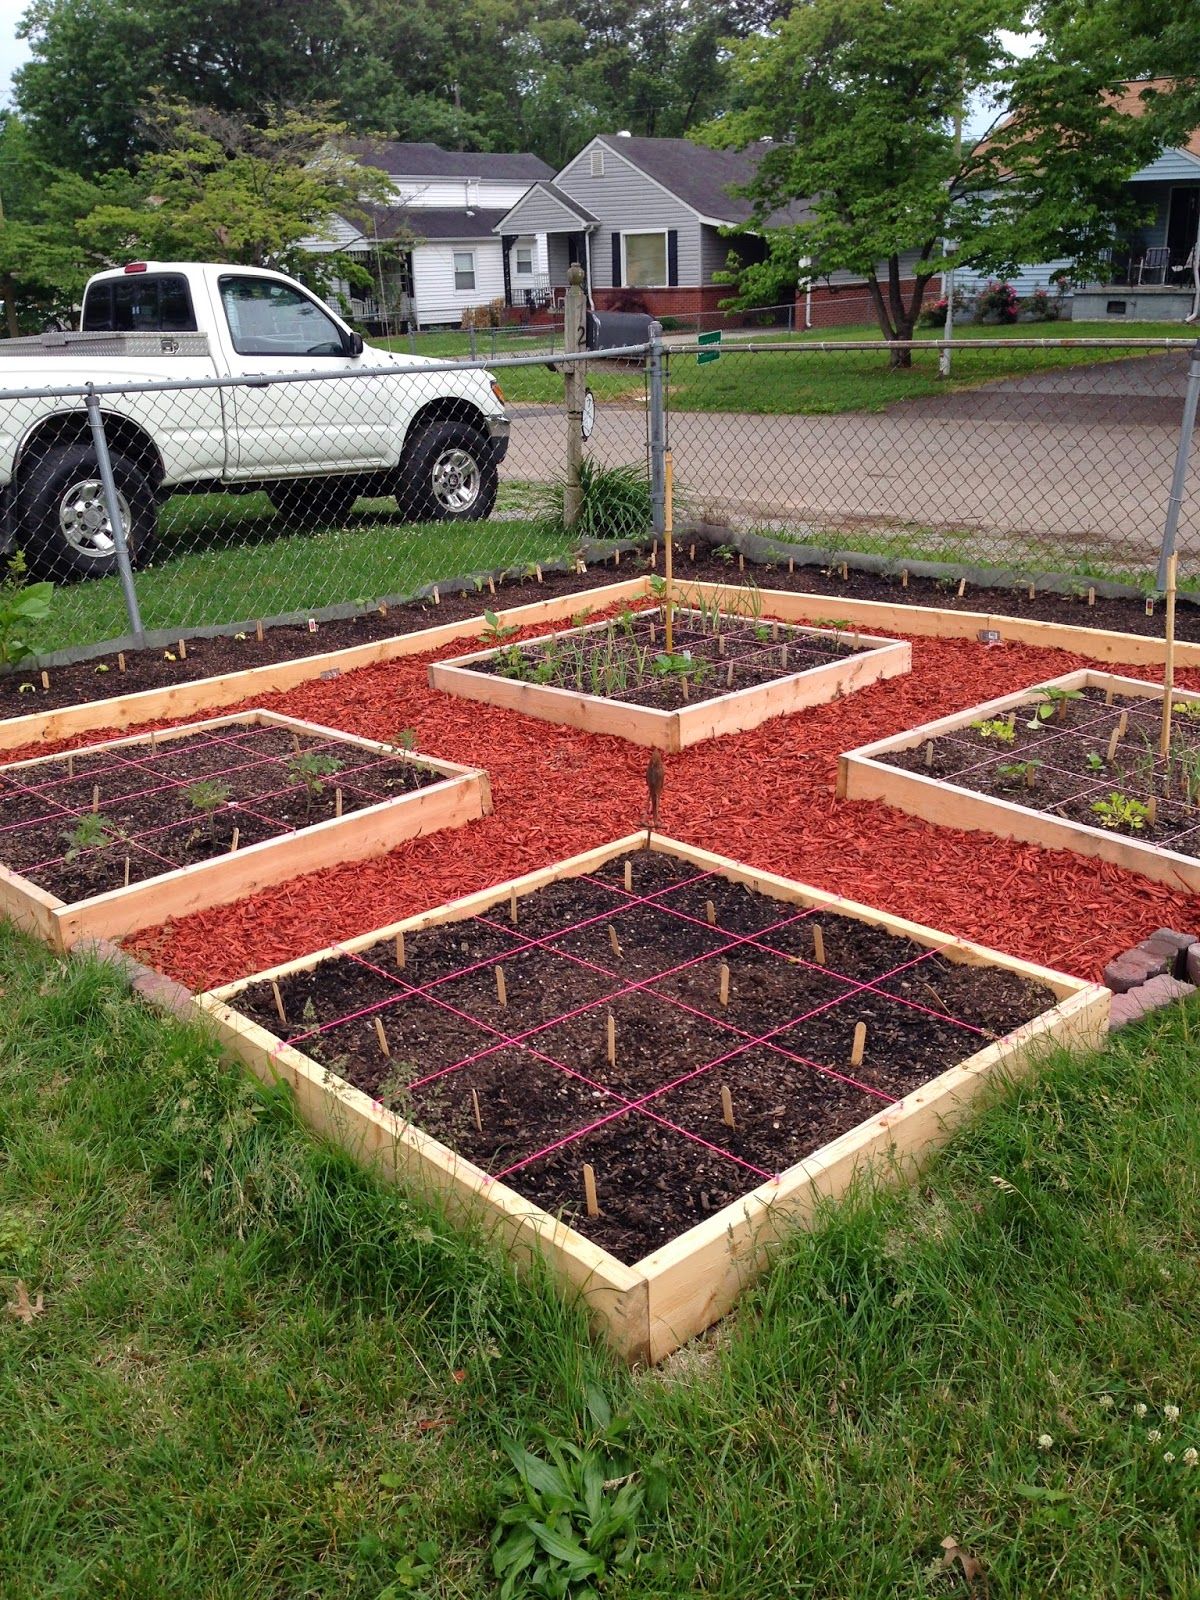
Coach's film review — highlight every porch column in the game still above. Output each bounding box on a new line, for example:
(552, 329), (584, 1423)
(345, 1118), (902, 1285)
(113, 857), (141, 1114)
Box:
(501, 234), (516, 307)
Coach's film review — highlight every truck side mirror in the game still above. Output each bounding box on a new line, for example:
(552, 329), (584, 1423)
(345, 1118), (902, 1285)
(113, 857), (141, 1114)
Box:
(345, 330), (365, 357)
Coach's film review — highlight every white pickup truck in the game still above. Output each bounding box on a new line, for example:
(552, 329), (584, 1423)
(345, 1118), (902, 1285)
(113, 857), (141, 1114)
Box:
(0, 261), (511, 579)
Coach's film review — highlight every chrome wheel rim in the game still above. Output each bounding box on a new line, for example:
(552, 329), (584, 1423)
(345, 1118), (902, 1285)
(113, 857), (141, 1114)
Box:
(430, 447), (479, 513)
(58, 477), (129, 559)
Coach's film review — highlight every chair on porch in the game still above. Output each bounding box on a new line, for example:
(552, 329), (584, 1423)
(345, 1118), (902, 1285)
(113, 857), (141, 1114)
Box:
(1135, 246), (1171, 284)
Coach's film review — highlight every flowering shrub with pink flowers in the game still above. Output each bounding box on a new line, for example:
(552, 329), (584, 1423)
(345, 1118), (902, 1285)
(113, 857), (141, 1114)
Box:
(975, 279), (1020, 323)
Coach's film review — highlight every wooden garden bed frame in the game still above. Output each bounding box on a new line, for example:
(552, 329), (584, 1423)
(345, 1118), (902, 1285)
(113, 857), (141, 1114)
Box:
(838, 668), (1200, 894)
(5, 575), (1190, 758)
(196, 832), (1108, 1365)
(0, 709), (492, 951)
(427, 609), (911, 751)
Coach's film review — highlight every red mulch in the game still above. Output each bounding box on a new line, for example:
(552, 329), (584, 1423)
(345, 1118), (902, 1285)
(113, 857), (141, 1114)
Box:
(18, 617), (1200, 991)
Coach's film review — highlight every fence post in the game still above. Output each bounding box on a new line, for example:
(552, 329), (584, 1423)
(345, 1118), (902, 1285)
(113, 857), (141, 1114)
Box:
(84, 384), (144, 644)
(469, 323), (478, 361)
(647, 320), (666, 540)
(1155, 338), (1200, 591)
(563, 263), (587, 530)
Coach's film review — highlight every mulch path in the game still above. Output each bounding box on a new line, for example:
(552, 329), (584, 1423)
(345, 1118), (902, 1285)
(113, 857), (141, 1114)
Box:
(10, 607), (1200, 991)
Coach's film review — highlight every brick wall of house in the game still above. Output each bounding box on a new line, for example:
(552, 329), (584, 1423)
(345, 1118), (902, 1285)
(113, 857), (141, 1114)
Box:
(796, 281), (927, 329)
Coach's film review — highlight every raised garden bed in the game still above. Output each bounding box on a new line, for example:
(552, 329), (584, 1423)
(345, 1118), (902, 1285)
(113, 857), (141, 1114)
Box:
(429, 601), (911, 750)
(0, 710), (491, 950)
(838, 669), (1200, 893)
(197, 833), (1107, 1363)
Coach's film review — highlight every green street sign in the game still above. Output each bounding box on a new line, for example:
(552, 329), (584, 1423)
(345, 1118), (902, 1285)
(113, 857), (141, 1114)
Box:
(697, 329), (721, 365)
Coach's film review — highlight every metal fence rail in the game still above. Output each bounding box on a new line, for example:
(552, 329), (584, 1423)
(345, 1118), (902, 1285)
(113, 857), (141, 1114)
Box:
(3, 331), (1199, 664)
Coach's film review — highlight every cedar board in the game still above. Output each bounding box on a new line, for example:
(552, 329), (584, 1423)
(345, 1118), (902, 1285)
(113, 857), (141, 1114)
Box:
(837, 668), (1200, 895)
(0, 709), (492, 952)
(197, 833), (1108, 1365)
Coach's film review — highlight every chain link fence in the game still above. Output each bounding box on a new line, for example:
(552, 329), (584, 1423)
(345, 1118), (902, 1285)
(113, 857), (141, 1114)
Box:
(4, 331), (1200, 663)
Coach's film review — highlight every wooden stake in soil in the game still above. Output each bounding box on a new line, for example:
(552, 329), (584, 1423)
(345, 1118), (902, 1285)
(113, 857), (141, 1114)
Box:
(850, 1021), (867, 1068)
(230, 827), (240, 852)
(1104, 685), (1114, 706)
(1024, 764), (1036, 790)
(788, 557), (795, 574)
(705, 898), (717, 926)
(271, 981), (287, 1025)
(509, 888), (518, 924)
(334, 787), (343, 818)
(924, 740), (935, 769)
(624, 860), (632, 892)
(718, 962), (730, 1008)
(66, 753), (74, 780)
(117, 652), (126, 673)
(583, 1163), (600, 1218)
(1161, 551), (1179, 759)
(726, 661), (734, 688)
(650, 540), (658, 567)
(123, 856), (131, 888)
(780, 644), (788, 670)
(91, 784), (99, 813)
(1106, 724), (1122, 764)
(606, 1011), (616, 1067)
(608, 923), (623, 959)
(373, 1015), (390, 1057)
(394, 930), (406, 968)
(957, 577), (966, 597)
(494, 965), (507, 1008)
(178, 638), (187, 660)
(1028, 582), (1036, 601)
(721, 1085), (735, 1129)
(688, 542), (695, 561)
(1087, 586), (1096, 606)
(664, 450), (675, 657)
(901, 568), (909, 588)
(486, 575), (495, 596)
(679, 674), (689, 702)
(255, 619), (264, 643)
(1147, 794), (1158, 825)
(813, 924), (825, 965)
(471, 1089), (483, 1133)
(40, 670), (49, 691)
(1117, 710), (1128, 739)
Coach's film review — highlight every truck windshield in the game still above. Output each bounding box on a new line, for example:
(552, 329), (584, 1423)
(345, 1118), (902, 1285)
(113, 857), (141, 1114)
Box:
(219, 276), (348, 357)
(82, 275), (197, 333)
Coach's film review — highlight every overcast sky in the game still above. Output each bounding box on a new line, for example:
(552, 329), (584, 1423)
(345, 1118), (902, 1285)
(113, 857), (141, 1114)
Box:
(0, 0), (29, 107)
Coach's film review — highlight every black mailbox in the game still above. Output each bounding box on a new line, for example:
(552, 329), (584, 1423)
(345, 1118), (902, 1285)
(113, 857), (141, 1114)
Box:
(586, 310), (656, 351)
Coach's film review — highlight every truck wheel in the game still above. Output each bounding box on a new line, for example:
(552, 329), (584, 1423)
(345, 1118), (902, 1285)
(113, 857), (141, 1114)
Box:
(267, 476), (363, 528)
(20, 444), (155, 581)
(400, 421), (498, 522)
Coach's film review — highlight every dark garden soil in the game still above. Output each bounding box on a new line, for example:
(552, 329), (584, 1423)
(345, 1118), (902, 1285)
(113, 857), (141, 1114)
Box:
(884, 684), (1200, 855)
(3, 544), (1193, 717)
(233, 851), (1056, 1263)
(0, 722), (438, 902)
(468, 606), (871, 710)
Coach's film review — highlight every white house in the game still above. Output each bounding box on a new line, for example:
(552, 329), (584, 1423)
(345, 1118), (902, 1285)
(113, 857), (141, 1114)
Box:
(305, 140), (554, 330)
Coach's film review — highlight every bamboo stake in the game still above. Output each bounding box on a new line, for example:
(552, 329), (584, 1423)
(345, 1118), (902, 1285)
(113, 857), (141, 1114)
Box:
(850, 1021), (867, 1068)
(271, 981), (287, 1025)
(718, 962), (730, 1007)
(123, 856), (131, 887)
(471, 1089), (483, 1132)
(495, 965), (507, 1007)
(607, 923), (622, 959)
(813, 924), (825, 965)
(664, 449), (675, 657)
(394, 930), (405, 968)
(374, 1015), (390, 1057)
(606, 1011), (616, 1067)
(583, 1163), (599, 1218)
(705, 899), (716, 925)
(1161, 551), (1178, 759)
(721, 1085), (735, 1128)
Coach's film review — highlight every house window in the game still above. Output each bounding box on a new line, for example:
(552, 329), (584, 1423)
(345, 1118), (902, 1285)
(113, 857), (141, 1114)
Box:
(622, 231), (667, 288)
(453, 251), (476, 292)
(515, 244), (534, 276)
(590, 149), (604, 177)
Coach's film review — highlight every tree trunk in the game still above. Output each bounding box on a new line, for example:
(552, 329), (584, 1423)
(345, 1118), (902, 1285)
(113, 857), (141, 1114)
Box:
(888, 324), (914, 368)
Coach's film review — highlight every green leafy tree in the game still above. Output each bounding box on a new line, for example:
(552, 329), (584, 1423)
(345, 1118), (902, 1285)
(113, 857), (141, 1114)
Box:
(702, 0), (1184, 364)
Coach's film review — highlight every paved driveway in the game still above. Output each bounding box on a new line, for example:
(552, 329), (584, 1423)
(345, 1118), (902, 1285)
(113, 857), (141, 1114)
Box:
(502, 352), (1199, 567)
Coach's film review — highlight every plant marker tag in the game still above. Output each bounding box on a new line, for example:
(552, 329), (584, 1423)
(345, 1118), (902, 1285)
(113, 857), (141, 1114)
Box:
(117, 652), (126, 672)
(271, 981), (287, 1025)
(583, 1163), (600, 1218)
(957, 577), (967, 598)
(40, 670), (49, 690)
(373, 1015), (390, 1057)
(718, 962), (730, 1008)
(495, 965), (507, 1007)
(471, 1089), (483, 1133)
(178, 638), (187, 660)
(607, 923), (622, 959)
(624, 861), (632, 892)
(92, 785), (99, 814)
(850, 1021), (867, 1068)
(123, 856), (131, 888)
(394, 930), (405, 968)
(334, 787), (343, 818)
(255, 620), (264, 643)
(607, 1011), (616, 1067)
(813, 924), (825, 965)
(977, 629), (1001, 646)
(705, 899), (717, 926)
(307, 618), (318, 633)
(1146, 597), (1155, 616)
(1088, 587), (1096, 606)
(721, 1085), (735, 1129)
(230, 827), (240, 852)
(509, 889), (518, 924)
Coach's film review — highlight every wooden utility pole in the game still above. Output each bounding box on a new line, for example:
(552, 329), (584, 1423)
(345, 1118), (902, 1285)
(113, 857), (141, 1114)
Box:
(563, 262), (587, 530)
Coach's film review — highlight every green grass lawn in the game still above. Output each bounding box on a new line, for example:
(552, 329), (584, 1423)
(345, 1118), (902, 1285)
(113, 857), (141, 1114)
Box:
(31, 491), (574, 655)
(2, 922), (1197, 1598)
(666, 320), (1193, 415)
